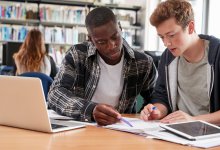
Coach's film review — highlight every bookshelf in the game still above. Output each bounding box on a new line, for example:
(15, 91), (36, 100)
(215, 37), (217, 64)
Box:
(0, 0), (143, 66)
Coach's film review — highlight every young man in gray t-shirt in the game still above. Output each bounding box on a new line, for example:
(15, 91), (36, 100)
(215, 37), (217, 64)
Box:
(140, 0), (220, 125)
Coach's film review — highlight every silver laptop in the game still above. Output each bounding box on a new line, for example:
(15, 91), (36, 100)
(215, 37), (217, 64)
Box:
(0, 75), (85, 133)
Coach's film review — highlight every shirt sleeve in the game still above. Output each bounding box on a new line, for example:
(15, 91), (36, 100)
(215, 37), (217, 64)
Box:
(151, 51), (172, 113)
(47, 47), (97, 122)
(140, 56), (158, 110)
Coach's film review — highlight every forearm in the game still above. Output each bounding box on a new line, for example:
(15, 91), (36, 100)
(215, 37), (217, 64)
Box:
(48, 48), (99, 122)
(194, 111), (220, 125)
(48, 87), (97, 122)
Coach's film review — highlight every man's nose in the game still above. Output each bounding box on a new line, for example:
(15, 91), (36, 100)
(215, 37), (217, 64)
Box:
(163, 38), (171, 47)
(107, 40), (116, 50)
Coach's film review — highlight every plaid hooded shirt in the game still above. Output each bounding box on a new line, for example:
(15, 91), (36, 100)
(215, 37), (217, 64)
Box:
(48, 39), (157, 122)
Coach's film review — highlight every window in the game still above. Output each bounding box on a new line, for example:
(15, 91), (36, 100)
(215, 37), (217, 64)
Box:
(208, 0), (220, 38)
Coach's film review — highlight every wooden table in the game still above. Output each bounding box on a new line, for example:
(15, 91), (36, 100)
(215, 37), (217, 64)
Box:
(0, 118), (219, 150)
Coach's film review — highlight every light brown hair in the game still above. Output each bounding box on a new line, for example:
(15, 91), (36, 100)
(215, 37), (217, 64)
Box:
(150, 0), (194, 29)
(13, 29), (46, 72)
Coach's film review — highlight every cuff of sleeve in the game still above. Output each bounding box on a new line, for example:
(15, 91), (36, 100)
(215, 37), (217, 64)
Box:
(81, 102), (97, 122)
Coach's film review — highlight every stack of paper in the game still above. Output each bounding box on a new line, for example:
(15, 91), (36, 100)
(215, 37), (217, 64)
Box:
(104, 117), (162, 136)
(48, 109), (97, 126)
(149, 129), (220, 149)
(48, 109), (73, 120)
(47, 112), (220, 149)
(104, 117), (220, 148)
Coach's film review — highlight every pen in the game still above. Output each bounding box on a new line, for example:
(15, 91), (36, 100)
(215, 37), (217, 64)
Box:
(120, 117), (133, 127)
(152, 106), (157, 110)
(147, 106), (157, 117)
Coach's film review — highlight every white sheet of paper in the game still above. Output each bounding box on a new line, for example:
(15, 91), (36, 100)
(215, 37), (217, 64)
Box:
(105, 117), (220, 148)
(149, 129), (220, 148)
(48, 109), (97, 126)
(104, 117), (162, 135)
(48, 109), (73, 120)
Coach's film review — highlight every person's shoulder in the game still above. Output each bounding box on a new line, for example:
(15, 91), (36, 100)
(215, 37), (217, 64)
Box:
(72, 41), (90, 53)
(44, 55), (53, 64)
(13, 54), (21, 65)
(65, 42), (91, 61)
(199, 34), (220, 45)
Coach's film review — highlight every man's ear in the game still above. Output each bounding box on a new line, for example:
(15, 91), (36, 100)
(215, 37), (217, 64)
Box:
(188, 21), (195, 34)
(88, 35), (94, 45)
(88, 35), (92, 41)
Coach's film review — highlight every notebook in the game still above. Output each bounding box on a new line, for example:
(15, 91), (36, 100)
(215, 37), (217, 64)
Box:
(0, 75), (85, 133)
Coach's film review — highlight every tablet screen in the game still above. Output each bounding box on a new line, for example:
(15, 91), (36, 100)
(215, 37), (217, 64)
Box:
(166, 121), (220, 137)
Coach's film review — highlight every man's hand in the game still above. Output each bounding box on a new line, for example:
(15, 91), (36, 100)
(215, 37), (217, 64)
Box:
(160, 110), (195, 123)
(140, 104), (161, 121)
(93, 104), (121, 126)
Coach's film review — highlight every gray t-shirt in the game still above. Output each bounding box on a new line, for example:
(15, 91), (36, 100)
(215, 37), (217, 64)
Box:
(176, 40), (209, 116)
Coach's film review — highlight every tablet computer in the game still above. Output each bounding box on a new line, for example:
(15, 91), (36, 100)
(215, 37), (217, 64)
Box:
(160, 120), (220, 140)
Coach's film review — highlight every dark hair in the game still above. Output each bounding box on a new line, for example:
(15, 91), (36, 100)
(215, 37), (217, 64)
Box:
(85, 7), (117, 30)
(150, 0), (194, 29)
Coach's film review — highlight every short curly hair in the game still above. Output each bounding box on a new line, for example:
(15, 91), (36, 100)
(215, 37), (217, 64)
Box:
(150, 0), (194, 29)
(85, 7), (117, 31)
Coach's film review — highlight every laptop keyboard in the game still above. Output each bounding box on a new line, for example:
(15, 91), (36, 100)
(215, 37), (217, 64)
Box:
(51, 124), (67, 129)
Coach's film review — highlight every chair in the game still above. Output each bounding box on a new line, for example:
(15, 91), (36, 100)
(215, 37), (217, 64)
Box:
(0, 66), (15, 76)
(136, 95), (144, 112)
(144, 51), (162, 69)
(18, 72), (53, 101)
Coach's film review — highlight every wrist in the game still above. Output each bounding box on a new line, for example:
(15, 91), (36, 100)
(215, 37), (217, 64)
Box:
(91, 105), (97, 122)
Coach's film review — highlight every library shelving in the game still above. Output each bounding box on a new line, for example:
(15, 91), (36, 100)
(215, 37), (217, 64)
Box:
(0, 0), (143, 66)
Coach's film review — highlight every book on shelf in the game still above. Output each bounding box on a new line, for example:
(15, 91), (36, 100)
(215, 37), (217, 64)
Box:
(0, 24), (31, 41)
(42, 26), (87, 45)
(48, 45), (69, 66)
(39, 4), (87, 24)
(0, 24), (87, 46)
(122, 29), (133, 47)
(0, 44), (2, 64)
(0, 2), (37, 20)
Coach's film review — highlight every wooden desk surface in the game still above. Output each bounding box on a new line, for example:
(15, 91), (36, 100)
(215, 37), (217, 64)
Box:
(0, 118), (219, 150)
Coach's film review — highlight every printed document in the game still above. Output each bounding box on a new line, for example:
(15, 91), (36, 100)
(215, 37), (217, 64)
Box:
(149, 129), (220, 148)
(104, 117), (162, 136)
(48, 109), (97, 126)
(105, 117), (220, 148)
